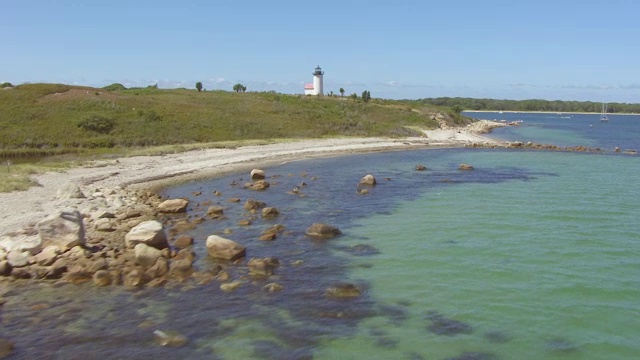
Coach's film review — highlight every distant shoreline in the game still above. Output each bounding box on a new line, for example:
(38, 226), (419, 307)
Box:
(463, 110), (639, 116)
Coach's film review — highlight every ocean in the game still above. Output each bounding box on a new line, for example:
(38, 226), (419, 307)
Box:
(2, 112), (639, 359)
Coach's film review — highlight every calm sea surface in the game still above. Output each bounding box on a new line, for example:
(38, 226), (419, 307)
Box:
(2, 112), (639, 359)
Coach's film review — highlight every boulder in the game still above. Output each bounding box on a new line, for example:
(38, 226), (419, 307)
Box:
(6, 250), (29, 268)
(207, 206), (224, 218)
(169, 258), (194, 278)
(45, 258), (68, 279)
(0, 261), (11, 276)
(220, 280), (243, 292)
(245, 180), (270, 191)
(325, 283), (361, 298)
(0, 338), (15, 358)
(244, 198), (266, 211)
(173, 235), (194, 249)
(305, 223), (342, 238)
(123, 269), (147, 289)
(92, 270), (112, 286)
(458, 163), (474, 170)
(250, 169), (266, 180)
(34, 245), (60, 266)
(94, 218), (116, 232)
(125, 221), (168, 249)
(56, 182), (85, 199)
(36, 209), (85, 252)
(261, 207), (280, 218)
(248, 257), (279, 277)
(145, 257), (169, 279)
(134, 243), (164, 269)
(359, 174), (377, 186)
(263, 283), (283, 292)
(205, 235), (246, 261)
(157, 198), (189, 213)
(0, 235), (42, 255)
(415, 164), (427, 171)
(153, 330), (188, 347)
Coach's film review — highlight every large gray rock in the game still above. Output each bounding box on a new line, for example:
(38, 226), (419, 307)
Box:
(205, 235), (246, 261)
(36, 209), (85, 252)
(250, 169), (266, 180)
(56, 183), (85, 199)
(0, 235), (42, 255)
(6, 250), (29, 268)
(359, 174), (377, 186)
(125, 221), (168, 249)
(134, 243), (164, 269)
(157, 199), (189, 213)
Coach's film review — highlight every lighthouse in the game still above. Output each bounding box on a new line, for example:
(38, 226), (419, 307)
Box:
(304, 65), (324, 96)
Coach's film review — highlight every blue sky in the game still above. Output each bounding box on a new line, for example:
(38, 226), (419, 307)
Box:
(2, 0), (639, 102)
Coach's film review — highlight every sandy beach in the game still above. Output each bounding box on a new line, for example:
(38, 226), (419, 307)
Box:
(0, 122), (504, 238)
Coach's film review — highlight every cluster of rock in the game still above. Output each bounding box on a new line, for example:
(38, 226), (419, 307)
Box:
(0, 169), (348, 294)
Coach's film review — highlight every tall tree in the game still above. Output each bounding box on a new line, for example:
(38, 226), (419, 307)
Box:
(361, 90), (371, 103)
(195, 82), (203, 92)
(233, 83), (247, 92)
(339, 87), (345, 97)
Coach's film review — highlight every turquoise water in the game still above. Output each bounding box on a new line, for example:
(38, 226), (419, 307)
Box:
(2, 114), (639, 359)
(319, 150), (640, 359)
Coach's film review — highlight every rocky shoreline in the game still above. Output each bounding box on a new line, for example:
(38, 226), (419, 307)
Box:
(0, 121), (618, 293)
(0, 121), (618, 294)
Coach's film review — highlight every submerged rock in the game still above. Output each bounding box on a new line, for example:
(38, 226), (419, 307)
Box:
(447, 351), (498, 360)
(305, 223), (342, 238)
(325, 283), (361, 298)
(244, 198), (266, 211)
(458, 163), (474, 170)
(153, 330), (188, 347)
(426, 311), (472, 336)
(261, 207), (280, 218)
(0, 338), (15, 359)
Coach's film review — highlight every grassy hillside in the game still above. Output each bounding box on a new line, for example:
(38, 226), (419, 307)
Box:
(0, 83), (468, 158)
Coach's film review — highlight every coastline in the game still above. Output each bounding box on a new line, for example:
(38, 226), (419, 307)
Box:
(463, 110), (640, 116)
(0, 123), (505, 238)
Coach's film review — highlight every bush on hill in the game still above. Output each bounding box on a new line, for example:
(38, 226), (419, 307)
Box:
(77, 114), (116, 134)
(1, 82), (13, 88)
(102, 83), (127, 91)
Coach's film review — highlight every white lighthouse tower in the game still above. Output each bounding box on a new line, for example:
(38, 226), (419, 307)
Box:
(304, 65), (324, 96)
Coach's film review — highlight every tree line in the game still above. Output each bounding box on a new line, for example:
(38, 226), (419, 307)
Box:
(418, 97), (640, 114)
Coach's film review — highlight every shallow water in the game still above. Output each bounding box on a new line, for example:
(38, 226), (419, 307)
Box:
(2, 114), (639, 359)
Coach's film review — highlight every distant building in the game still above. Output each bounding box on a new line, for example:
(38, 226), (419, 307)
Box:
(304, 65), (324, 96)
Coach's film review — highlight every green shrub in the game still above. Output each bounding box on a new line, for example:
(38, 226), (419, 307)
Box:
(1, 82), (13, 88)
(102, 83), (126, 91)
(77, 114), (116, 134)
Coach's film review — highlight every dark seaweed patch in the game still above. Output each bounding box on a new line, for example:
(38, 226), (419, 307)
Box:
(426, 311), (472, 336)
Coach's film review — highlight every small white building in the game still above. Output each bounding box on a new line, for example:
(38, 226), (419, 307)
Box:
(304, 65), (324, 96)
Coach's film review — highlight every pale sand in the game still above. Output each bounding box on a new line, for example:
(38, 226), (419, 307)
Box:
(0, 123), (504, 237)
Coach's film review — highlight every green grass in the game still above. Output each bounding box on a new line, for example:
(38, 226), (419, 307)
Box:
(0, 83), (469, 158)
(0, 162), (70, 192)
